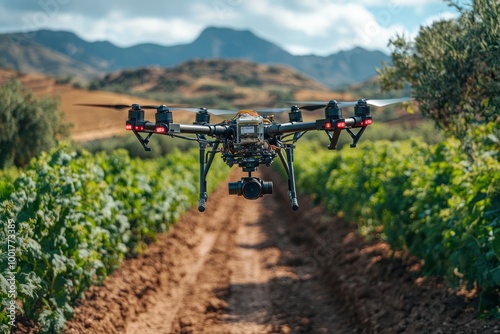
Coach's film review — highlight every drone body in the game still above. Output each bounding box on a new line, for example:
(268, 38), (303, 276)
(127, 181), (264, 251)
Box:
(79, 97), (410, 212)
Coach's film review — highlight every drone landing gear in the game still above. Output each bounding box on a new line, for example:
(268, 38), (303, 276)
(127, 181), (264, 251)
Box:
(198, 138), (220, 212)
(278, 144), (299, 211)
(133, 131), (153, 151)
(346, 127), (367, 148)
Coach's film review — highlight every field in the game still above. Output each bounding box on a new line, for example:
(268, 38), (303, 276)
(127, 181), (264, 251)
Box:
(1, 69), (498, 333)
(58, 169), (500, 333)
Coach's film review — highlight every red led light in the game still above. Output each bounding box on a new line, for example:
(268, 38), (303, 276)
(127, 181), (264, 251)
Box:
(134, 125), (144, 131)
(156, 126), (166, 133)
(325, 122), (332, 129)
(125, 124), (133, 130)
(336, 121), (346, 129)
(361, 119), (373, 126)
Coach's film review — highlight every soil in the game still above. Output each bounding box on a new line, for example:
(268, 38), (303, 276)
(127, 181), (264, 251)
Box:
(16, 168), (500, 333)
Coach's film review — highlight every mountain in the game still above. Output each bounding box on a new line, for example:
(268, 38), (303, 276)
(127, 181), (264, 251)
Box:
(0, 27), (390, 88)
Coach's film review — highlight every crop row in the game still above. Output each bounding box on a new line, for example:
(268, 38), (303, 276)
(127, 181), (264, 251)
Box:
(292, 124), (499, 316)
(0, 145), (228, 333)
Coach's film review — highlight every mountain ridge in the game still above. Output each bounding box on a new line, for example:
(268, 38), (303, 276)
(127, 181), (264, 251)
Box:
(0, 27), (390, 88)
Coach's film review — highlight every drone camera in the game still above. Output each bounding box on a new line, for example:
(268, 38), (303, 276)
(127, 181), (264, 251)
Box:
(228, 177), (273, 200)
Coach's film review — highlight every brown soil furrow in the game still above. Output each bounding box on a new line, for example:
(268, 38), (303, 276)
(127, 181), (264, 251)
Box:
(124, 232), (218, 333)
(172, 168), (355, 334)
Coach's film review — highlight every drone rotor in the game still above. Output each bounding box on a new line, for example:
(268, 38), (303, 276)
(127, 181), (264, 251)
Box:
(289, 97), (413, 110)
(75, 103), (173, 110)
(171, 108), (239, 116)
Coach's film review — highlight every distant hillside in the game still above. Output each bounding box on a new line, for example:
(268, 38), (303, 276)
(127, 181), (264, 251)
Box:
(89, 59), (345, 109)
(0, 27), (390, 88)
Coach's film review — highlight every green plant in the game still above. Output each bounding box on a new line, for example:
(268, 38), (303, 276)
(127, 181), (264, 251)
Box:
(290, 125), (499, 317)
(0, 144), (228, 333)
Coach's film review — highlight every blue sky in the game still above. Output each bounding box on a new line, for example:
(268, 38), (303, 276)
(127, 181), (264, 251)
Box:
(0, 0), (462, 55)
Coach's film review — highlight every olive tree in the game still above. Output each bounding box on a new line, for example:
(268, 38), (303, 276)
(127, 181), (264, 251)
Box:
(379, 0), (499, 153)
(0, 79), (71, 168)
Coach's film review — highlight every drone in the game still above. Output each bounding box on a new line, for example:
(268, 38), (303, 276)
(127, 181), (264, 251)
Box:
(78, 97), (410, 212)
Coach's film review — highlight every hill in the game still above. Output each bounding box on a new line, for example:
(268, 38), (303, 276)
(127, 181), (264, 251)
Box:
(0, 61), (348, 142)
(0, 69), (190, 142)
(0, 27), (390, 88)
(89, 59), (348, 109)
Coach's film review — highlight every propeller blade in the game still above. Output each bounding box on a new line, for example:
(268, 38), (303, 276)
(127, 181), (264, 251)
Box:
(141, 105), (164, 109)
(254, 108), (290, 113)
(288, 97), (413, 109)
(75, 103), (185, 110)
(287, 100), (325, 105)
(171, 108), (238, 116)
(75, 103), (136, 110)
(301, 105), (327, 111)
(364, 97), (413, 107)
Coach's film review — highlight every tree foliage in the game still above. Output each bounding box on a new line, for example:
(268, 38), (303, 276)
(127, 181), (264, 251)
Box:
(379, 0), (499, 149)
(0, 79), (71, 168)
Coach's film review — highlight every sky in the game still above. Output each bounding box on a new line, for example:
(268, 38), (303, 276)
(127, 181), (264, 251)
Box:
(0, 0), (463, 56)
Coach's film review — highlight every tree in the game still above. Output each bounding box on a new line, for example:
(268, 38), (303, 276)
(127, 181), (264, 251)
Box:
(0, 79), (71, 168)
(379, 0), (499, 153)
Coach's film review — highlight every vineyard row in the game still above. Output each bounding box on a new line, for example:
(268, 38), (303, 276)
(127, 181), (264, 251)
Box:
(291, 124), (500, 316)
(0, 145), (228, 333)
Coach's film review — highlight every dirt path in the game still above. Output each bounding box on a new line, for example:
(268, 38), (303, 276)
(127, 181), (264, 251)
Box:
(61, 168), (498, 334)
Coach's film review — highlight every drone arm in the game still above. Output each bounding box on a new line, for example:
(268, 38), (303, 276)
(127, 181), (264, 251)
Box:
(168, 123), (228, 136)
(267, 121), (317, 136)
(267, 118), (358, 136)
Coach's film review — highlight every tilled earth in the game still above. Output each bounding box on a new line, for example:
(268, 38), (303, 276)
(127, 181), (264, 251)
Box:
(54, 168), (498, 333)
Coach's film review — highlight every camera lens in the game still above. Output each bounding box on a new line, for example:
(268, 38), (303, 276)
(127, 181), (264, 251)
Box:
(228, 181), (241, 195)
(261, 181), (273, 195)
(242, 179), (262, 200)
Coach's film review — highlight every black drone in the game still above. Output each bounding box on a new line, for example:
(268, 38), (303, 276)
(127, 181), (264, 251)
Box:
(78, 97), (410, 212)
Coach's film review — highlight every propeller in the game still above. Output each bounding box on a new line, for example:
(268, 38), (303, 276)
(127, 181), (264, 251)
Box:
(75, 103), (162, 110)
(254, 108), (291, 114)
(75, 103), (187, 110)
(288, 97), (413, 110)
(171, 108), (239, 116)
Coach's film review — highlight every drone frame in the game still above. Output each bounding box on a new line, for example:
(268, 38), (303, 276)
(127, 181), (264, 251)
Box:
(121, 98), (378, 212)
(78, 97), (410, 212)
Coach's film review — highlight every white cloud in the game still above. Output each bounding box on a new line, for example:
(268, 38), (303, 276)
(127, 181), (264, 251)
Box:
(237, 0), (411, 54)
(422, 11), (460, 27)
(0, 0), (462, 55)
